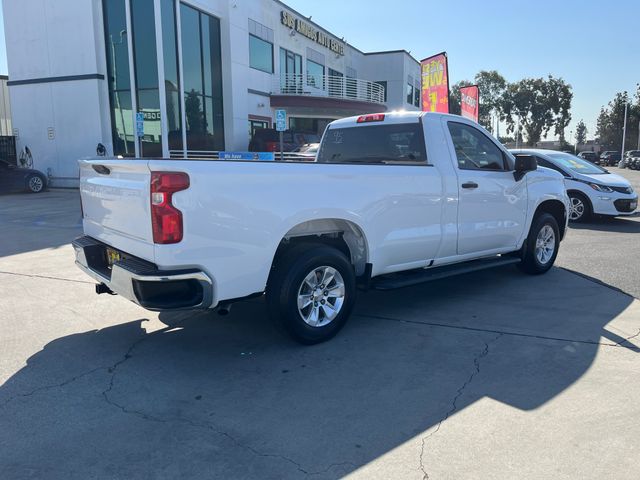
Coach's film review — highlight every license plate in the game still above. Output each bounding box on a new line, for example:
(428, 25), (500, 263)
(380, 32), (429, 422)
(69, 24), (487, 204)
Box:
(105, 248), (122, 267)
(631, 201), (637, 210)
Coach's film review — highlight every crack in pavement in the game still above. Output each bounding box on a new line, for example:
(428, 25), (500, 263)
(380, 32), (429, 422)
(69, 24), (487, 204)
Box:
(356, 313), (638, 349)
(0, 366), (106, 410)
(0, 270), (94, 285)
(100, 327), (350, 478)
(419, 333), (503, 480)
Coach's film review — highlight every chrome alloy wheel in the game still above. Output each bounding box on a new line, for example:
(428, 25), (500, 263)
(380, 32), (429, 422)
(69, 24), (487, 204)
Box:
(297, 266), (345, 327)
(569, 196), (585, 221)
(28, 176), (44, 192)
(535, 225), (556, 265)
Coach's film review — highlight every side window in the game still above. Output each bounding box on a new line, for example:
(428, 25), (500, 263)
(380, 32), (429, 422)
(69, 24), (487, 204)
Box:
(447, 122), (506, 171)
(317, 123), (427, 165)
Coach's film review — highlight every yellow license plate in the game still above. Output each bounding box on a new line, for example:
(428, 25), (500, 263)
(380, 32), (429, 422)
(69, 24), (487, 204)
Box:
(105, 248), (122, 266)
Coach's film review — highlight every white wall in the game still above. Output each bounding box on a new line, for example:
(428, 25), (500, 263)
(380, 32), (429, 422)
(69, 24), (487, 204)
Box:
(4, 0), (109, 186)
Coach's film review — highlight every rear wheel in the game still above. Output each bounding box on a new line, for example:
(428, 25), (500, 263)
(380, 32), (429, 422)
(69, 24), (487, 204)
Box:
(26, 174), (45, 193)
(266, 244), (356, 344)
(568, 192), (591, 222)
(518, 213), (560, 275)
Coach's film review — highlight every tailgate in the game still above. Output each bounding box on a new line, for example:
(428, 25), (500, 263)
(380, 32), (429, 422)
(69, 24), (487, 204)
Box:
(79, 159), (155, 262)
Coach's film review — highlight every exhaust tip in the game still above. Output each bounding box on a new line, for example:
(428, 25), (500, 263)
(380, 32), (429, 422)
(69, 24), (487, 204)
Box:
(95, 283), (115, 295)
(217, 303), (232, 316)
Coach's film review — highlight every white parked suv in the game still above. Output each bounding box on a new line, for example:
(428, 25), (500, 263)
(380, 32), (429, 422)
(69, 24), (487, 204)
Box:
(74, 112), (569, 344)
(511, 149), (637, 222)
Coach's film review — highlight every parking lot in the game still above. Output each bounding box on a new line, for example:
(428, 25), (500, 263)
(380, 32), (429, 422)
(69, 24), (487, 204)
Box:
(1, 168), (639, 479)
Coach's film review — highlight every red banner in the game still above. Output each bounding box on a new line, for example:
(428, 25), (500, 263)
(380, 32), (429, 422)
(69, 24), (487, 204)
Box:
(460, 85), (480, 122)
(421, 52), (449, 113)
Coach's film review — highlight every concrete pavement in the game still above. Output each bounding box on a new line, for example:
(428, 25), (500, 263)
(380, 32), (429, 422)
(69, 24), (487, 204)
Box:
(0, 189), (639, 479)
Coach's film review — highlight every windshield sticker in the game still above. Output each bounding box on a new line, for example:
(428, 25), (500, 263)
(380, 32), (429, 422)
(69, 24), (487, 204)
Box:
(332, 131), (343, 144)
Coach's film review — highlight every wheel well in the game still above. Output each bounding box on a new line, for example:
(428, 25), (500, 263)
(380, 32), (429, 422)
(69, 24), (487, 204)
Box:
(535, 200), (567, 238)
(273, 219), (369, 276)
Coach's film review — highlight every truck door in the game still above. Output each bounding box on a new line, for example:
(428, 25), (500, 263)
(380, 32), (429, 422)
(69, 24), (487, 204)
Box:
(446, 121), (527, 255)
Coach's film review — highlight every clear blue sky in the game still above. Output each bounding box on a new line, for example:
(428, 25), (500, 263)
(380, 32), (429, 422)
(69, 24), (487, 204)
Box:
(0, 1), (637, 140)
(286, 0), (640, 140)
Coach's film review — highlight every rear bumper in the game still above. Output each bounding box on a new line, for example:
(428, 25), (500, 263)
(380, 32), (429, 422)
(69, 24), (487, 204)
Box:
(72, 236), (214, 311)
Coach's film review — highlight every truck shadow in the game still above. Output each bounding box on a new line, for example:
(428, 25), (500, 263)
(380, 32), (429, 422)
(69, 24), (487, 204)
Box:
(0, 267), (637, 477)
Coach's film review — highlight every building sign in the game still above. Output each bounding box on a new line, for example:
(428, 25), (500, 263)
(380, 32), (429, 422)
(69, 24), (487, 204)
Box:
(281, 11), (345, 56)
(460, 85), (479, 122)
(421, 52), (450, 113)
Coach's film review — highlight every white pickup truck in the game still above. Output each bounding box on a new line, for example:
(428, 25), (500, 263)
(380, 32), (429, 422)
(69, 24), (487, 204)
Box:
(74, 112), (569, 344)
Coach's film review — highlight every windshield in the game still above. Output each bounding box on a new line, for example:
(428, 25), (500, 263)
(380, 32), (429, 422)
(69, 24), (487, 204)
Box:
(547, 152), (607, 174)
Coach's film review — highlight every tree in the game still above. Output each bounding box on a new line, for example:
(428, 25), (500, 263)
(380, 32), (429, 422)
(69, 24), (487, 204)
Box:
(596, 88), (640, 151)
(575, 120), (587, 146)
(474, 70), (507, 132)
(500, 76), (573, 146)
(449, 80), (473, 116)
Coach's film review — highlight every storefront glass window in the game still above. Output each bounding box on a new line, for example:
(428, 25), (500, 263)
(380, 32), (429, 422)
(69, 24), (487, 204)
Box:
(103, 0), (134, 156)
(307, 60), (324, 89)
(131, 0), (162, 157)
(406, 83), (414, 105)
(249, 35), (273, 73)
(180, 3), (225, 151)
(161, 0), (182, 151)
(280, 48), (302, 94)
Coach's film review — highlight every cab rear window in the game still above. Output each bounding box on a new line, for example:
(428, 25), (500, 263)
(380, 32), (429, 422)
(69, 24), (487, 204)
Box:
(317, 123), (427, 165)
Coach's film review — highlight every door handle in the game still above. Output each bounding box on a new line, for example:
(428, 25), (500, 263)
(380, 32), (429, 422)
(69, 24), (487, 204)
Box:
(461, 182), (478, 189)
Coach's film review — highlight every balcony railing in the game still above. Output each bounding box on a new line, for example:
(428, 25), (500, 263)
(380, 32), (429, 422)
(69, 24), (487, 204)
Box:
(272, 74), (385, 104)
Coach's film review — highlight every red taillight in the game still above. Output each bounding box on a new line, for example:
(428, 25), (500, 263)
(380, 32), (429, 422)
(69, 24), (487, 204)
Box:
(150, 172), (189, 244)
(357, 113), (385, 123)
(265, 141), (279, 152)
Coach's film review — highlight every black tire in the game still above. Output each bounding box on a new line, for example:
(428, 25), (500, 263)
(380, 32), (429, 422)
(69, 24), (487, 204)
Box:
(567, 191), (591, 222)
(26, 174), (46, 193)
(266, 244), (356, 344)
(518, 213), (560, 275)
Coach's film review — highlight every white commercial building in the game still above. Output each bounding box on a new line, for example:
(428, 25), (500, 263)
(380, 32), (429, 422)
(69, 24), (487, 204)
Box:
(3, 0), (422, 186)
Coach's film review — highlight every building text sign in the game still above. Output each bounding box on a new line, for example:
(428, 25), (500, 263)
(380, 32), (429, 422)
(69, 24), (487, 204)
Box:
(281, 11), (345, 56)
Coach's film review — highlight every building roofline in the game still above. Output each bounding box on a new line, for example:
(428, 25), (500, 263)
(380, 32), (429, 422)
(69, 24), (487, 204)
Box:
(363, 49), (420, 66)
(273, 1), (420, 65)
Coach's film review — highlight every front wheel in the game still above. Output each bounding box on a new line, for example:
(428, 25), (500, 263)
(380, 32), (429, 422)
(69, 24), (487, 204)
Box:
(518, 213), (560, 275)
(266, 244), (356, 344)
(568, 192), (591, 222)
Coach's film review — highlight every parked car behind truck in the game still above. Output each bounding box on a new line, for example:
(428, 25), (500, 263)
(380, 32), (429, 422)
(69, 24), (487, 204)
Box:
(74, 112), (569, 344)
(512, 149), (637, 222)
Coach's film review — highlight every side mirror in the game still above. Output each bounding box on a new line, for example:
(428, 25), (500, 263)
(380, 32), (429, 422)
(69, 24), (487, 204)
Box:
(514, 154), (537, 181)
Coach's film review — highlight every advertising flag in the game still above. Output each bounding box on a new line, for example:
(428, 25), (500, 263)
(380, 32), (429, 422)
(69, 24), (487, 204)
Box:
(421, 52), (449, 113)
(459, 85), (480, 122)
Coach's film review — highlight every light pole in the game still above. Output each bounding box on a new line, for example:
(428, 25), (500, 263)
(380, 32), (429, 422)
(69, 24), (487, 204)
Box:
(621, 101), (628, 158)
(569, 130), (573, 152)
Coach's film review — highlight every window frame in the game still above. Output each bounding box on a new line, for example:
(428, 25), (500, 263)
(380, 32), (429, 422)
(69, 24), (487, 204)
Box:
(535, 156), (570, 177)
(249, 33), (273, 74)
(447, 121), (511, 172)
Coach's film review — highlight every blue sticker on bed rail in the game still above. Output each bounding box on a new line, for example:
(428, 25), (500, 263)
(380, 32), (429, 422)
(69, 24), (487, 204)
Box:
(219, 152), (275, 161)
